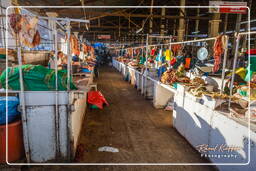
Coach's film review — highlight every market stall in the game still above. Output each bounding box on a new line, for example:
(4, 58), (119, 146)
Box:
(0, 9), (99, 162)
(112, 31), (255, 170)
(172, 31), (256, 171)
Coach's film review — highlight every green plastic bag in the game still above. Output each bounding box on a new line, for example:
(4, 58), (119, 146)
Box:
(0, 64), (77, 91)
(139, 56), (146, 65)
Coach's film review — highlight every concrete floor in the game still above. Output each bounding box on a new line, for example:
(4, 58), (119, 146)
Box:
(73, 66), (216, 170)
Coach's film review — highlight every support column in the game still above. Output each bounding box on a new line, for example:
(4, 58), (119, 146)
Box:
(118, 16), (121, 38)
(160, 7), (166, 36)
(194, 6), (200, 39)
(98, 18), (100, 27)
(173, 19), (176, 36)
(209, 14), (221, 37)
(149, 0), (154, 44)
(223, 14), (228, 34)
(209, 0), (221, 37)
(177, 0), (186, 42)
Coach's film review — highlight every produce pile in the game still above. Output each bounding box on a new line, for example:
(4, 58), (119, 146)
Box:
(250, 73), (256, 100)
(127, 60), (144, 69)
(160, 64), (190, 85)
(187, 77), (207, 97)
(116, 56), (131, 64)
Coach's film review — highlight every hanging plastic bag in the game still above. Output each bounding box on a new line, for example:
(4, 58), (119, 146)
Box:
(184, 57), (191, 69)
(165, 49), (171, 61)
(170, 58), (176, 66)
(156, 49), (162, 62)
(87, 91), (109, 109)
(150, 48), (156, 56)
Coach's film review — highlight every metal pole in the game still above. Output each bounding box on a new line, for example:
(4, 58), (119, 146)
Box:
(144, 34), (149, 96)
(39, 16), (89, 23)
(229, 35), (240, 109)
(220, 36), (229, 93)
(67, 20), (71, 91)
(17, 46), (31, 162)
(66, 19), (72, 159)
(53, 18), (60, 158)
(122, 36), (217, 51)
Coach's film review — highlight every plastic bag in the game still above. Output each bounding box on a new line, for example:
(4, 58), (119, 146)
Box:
(0, 96), (20, 125)
(87, 91), (109, 109)
(98, 146), (119, 153)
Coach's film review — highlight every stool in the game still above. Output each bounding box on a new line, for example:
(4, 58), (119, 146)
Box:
(89, 83), (97, 91)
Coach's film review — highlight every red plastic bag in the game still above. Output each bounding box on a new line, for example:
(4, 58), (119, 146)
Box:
(170, 58), (176, 66)
(87, 91), (109, 109)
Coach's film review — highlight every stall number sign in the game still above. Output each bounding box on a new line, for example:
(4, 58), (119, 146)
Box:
(209, 1), (247, 14)
(98, 35), (111, 39)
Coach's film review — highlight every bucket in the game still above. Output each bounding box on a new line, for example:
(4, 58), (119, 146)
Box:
(0, 119), (24, 163)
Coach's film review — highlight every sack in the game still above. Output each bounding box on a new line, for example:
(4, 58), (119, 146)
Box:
(0, 96), (20, 125)
(87, 91), (109, 109)
(0, 64), (77, 91)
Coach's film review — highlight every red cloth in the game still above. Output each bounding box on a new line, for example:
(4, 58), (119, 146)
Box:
(246, 49), (256, 55)
(87, 91), (109, 109)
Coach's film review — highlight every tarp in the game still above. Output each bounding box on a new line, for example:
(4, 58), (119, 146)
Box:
(0, 64), (77, 91)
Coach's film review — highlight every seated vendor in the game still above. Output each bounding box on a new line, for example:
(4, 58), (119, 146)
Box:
(48, 51), (65, 70)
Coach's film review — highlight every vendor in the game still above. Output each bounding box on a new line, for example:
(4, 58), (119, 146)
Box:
(48, 51), (67, 70)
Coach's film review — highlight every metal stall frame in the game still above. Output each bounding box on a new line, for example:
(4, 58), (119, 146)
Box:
(114, 36), (230, 99)
(10, 12), (89, 162)
(142, 35), (172, 98)
(229, 31), (256, 109)
(142, 36), (229, 96)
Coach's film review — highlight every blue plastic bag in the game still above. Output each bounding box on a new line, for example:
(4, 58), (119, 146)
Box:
(0, 96), (20, 125)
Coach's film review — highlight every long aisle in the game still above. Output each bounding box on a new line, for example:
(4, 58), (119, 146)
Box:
(77, 66), (215, 170)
